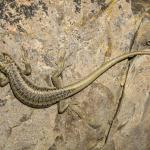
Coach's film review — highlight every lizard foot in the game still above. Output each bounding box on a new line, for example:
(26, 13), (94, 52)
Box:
(21, 47), (31, 76)
(52, 50), (72, 114)
(53, 50), (72, 78)
(0, 73), (9, 87)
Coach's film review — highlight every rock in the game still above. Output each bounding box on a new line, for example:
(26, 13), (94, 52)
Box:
(0, 0), (149, 150)
(103, 17), (150, 150)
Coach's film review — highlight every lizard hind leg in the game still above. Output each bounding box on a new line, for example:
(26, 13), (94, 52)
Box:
(51, 71), (69, 113)
(50, 50), (71, 113)
(54, 50), (71, 78)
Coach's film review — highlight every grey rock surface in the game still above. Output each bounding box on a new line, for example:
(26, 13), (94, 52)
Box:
(0, 0), (150, 150)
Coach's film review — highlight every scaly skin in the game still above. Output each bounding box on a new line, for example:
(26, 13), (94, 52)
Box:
(0, 50), (150, 108)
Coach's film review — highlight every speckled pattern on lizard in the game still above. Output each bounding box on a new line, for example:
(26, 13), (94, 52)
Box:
(0, 50), (150, 108)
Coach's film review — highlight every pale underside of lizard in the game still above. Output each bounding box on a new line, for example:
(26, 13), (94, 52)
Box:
(0, 50), (150, 108)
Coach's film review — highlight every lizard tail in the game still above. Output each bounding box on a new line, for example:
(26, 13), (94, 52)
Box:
(64, 50), (150, 95)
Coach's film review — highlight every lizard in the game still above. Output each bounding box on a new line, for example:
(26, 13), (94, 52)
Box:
(0, 50), (150, 108)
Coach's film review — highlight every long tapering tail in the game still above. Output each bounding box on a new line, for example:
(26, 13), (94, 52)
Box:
(64, 50), (150, 96)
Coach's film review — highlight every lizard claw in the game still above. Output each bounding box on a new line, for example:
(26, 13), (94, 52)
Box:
(54, 50), (72, 76)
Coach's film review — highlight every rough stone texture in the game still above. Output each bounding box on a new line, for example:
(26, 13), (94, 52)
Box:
(0, 0), (150, 150)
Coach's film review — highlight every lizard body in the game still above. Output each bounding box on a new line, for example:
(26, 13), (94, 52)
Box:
(0, 50), (150, 108)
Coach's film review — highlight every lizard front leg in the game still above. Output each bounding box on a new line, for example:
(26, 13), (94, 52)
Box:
(0, 74), (9, 87)
(21, 60), (31, 76)
(20, 48), (32, 76)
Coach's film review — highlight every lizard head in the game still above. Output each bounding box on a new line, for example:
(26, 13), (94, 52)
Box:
(0, 52), (14, 73)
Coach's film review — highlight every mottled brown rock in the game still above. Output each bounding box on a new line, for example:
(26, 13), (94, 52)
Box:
(0, 0), (150, 150)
